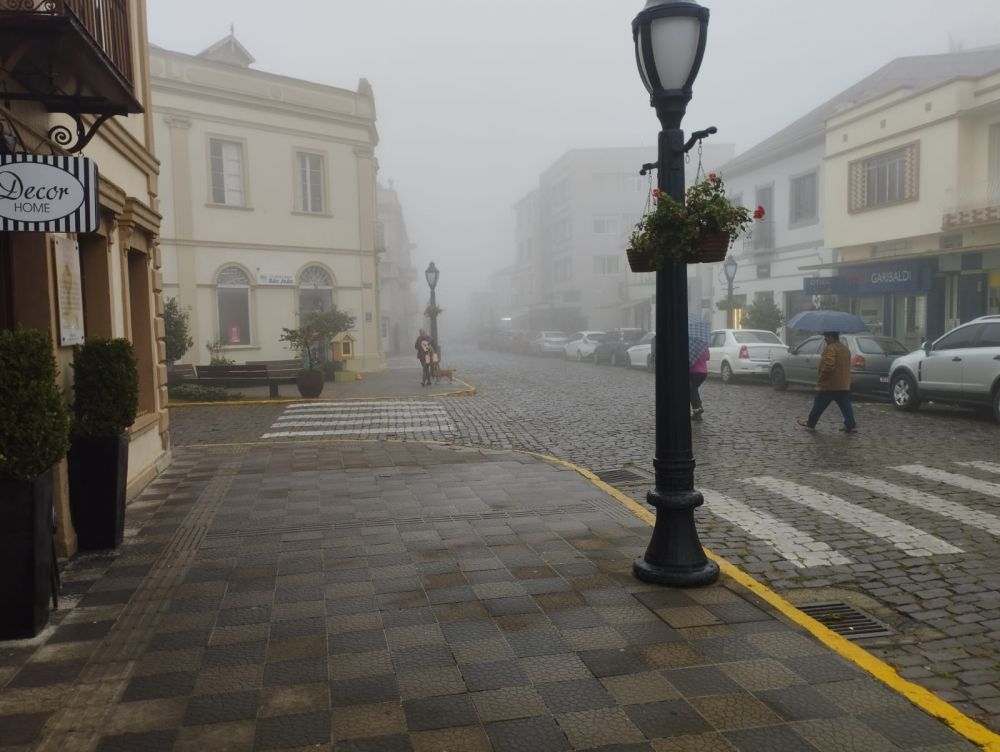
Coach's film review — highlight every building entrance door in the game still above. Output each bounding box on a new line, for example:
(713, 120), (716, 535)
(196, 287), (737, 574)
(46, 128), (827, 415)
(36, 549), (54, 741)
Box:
(958, 273), (987, 324)
(0, 234), (12, 332)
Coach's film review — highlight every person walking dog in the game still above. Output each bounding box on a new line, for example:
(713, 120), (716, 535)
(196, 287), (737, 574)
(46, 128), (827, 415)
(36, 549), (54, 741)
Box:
(798, 332), (857, 432)
(414, 329), (436, 387)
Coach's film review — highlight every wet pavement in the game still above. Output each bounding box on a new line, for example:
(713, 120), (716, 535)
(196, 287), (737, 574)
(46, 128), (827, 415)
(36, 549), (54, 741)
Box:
(0, 441), (984, 750)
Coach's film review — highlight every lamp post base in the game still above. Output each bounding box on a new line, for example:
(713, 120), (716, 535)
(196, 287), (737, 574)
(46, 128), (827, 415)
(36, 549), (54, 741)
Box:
(634, 489), (720, 588)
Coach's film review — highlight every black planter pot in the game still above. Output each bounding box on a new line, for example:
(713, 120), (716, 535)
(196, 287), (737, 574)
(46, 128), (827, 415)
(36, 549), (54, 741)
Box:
(296, 369), (325, 398)
(68, 433), (128, 551)
(0, 469), (54, 639)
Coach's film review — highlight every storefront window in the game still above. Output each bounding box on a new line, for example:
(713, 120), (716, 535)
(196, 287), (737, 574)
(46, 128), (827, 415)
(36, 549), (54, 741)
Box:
(893, 294), (926, 351)
(217, 266), (251, 346)
(989, 272), (1000, 315)
(852, 295), (884, 337)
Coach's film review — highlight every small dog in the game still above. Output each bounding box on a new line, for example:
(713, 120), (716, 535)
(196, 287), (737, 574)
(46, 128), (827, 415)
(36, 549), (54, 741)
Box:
(434, 367), (456, 383)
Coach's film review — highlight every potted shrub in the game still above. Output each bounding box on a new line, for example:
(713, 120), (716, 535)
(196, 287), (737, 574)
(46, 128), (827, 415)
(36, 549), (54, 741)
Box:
(280, 307), (355, 398)
(0, 329), (70, 638)
(627, 174), (765, 272)
(68, 338), (139, 551)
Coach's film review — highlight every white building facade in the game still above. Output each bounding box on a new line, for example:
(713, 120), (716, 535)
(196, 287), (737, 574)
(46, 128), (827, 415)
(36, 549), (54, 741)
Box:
(151, 35), (384, 371)
(377, 182), (420, 354)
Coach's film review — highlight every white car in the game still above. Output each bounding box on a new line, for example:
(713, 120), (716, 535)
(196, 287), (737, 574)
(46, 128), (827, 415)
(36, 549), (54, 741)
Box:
(708, 329), (789, 384)
(532, 331), (569, 355)
(625, 332), (656, 371)
(564, 331), (606, 361)
(888, 315), (1000, 422)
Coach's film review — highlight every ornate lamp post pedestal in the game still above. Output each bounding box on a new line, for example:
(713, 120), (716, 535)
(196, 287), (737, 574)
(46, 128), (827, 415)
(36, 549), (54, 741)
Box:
(632, 0), (719, 588)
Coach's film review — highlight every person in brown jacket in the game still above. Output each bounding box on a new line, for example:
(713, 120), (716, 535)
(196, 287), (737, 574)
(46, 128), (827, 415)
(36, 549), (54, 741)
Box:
(797, 332), (857, 432)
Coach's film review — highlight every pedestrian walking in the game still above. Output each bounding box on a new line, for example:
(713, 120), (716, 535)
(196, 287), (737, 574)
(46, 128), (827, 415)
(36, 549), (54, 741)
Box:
(414, 329), (436, 386)
(798, 331), (857, 432)
(690, 348), (709, 421)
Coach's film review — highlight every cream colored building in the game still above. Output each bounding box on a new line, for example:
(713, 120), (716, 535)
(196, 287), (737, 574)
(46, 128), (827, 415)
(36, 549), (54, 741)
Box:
(0, 0), (168, 556)
(820, 47), (1000, 348)
(377, 182), (420, 354)
(151, 34), (384, 371)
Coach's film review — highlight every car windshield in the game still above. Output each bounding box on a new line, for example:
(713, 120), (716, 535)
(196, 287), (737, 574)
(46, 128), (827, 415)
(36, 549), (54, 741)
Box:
(540, 332), (566, 339)
(733, 331), (782, 344)
(856, 336), (909, 355)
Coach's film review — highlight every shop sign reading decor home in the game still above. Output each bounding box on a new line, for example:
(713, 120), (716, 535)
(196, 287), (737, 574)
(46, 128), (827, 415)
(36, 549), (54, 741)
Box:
(0, 155), (99, 233)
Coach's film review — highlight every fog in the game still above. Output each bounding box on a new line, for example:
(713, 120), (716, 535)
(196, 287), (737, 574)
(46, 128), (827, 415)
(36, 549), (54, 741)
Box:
(147, 0), (1000, 327)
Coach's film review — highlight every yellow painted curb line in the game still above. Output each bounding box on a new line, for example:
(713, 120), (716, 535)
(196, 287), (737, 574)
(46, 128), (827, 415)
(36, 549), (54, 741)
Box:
(533, 451), (1000, 752)
(168, 378), (477, 409)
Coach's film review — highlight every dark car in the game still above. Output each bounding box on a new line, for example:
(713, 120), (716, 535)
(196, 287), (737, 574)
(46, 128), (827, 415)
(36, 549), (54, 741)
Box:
(769, 333), (910, 395)
(593, 328), (647, 366)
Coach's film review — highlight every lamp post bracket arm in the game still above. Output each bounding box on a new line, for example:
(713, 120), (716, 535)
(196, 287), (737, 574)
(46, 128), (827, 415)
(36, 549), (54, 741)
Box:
(682, 126), (717, 155)
(640, 161), (659, 176)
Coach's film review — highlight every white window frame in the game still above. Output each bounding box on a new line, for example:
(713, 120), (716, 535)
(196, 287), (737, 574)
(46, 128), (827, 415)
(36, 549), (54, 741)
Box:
(215, 265), (253, 346)
(592, 216), (621, 235)
(789, 170), (819, 227)
(208, 138), (248, 207)
(593, 256), (621, 275)
(294, 150), (327, 214)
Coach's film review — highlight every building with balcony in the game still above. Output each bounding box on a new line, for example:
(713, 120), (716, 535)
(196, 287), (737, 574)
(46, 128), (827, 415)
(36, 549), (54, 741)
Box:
(0, 0), (167, 556)
(820, 46), (1000, 349)
(502, 145), (733, 336)
(377, 181), (419, 354)
(151, 34), (385, 372)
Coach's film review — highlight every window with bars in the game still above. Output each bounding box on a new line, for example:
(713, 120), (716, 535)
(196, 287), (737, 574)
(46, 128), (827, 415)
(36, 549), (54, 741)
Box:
(209, 139), (245, 206)
(789, 171), (818, 226)
(295, 152), (325, 213)
(849, 143), (919, 212)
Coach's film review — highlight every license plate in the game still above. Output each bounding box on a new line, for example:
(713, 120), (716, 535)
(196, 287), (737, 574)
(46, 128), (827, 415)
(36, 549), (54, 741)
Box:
(879, 376), (888, 383)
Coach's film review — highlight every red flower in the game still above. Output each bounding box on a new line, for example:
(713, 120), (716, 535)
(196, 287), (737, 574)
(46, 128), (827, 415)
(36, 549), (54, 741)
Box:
(708, 172), (719, 183)
(652, 188), (662, 199)
(753, 206), (766, 220)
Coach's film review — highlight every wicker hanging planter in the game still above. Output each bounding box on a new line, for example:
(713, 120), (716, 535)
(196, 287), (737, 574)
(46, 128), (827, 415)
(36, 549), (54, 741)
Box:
(626, 246), (656, 273)
(688, 230), (732, 264)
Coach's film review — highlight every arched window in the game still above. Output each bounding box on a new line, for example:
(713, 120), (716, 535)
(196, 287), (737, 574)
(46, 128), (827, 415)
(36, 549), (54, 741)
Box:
(298, 265), (333, 316)
(217, 266), (251, 345)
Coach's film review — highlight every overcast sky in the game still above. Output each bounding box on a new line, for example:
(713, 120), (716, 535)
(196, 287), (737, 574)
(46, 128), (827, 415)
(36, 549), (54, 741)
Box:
(147, 0), (1000, 317)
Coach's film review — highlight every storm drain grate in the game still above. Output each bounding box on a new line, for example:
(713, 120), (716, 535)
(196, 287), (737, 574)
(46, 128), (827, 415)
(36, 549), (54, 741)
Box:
(595, 469), (648, 485)
(798, 601), (893, 640)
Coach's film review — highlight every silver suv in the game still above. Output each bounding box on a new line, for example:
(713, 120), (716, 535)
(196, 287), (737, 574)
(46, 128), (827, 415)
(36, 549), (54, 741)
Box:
(888, 315), (1000, 422)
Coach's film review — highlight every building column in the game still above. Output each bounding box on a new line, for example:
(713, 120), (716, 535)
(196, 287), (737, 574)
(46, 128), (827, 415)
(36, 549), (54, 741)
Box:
(165, 116), (199, 362)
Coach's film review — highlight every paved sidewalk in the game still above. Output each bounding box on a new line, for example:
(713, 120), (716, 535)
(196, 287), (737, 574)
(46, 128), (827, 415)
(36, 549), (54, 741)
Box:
(0, 442), (983, 751)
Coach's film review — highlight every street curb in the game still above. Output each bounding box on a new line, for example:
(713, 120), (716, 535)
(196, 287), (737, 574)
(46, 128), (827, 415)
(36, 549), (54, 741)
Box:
(167, 378), (478, 408)
(535, 451), (1000, 752)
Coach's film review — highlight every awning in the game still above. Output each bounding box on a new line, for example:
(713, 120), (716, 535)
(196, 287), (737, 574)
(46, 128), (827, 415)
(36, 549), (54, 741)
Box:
(799, 242), (998, 271)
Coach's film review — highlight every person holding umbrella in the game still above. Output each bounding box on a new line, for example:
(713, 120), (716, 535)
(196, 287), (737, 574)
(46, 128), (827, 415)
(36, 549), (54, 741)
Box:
(786, 310), (865, 433)
(688, 316), (711, 421)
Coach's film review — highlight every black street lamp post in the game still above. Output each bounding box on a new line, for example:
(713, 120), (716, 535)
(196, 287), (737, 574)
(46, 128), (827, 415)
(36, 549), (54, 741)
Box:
(425, 261), (440, 358)
(632, 0), (719, 587)
(724, 255), (738, 330)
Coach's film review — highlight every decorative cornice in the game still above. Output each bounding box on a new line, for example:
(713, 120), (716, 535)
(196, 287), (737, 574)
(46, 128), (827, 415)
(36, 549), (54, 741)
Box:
(99, 177), (127, 215)
(159, 237), (376, 257)
(163, 115), (193, 130)
(123, 197), (162, 236)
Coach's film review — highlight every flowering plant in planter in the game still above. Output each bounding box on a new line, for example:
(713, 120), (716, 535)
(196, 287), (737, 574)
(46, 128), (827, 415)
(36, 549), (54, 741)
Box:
(627, 173), (765, 270)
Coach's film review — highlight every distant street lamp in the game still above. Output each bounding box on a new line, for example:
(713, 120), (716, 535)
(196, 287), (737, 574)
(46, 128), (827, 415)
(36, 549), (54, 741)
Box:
(631, 0), (719, 587)
(723, 255), (738, 329)
(425, 261), (440, 358)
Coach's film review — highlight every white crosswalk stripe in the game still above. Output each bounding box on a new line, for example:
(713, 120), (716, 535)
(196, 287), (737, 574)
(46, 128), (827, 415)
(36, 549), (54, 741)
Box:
(745, 476), (963, 557)
(702, 489), (853, 568)
(262, 400), (454, 439)
(892, 465), (1000, 499)
(818, 472), (1000, 538)
(955, 461), (1000, 476)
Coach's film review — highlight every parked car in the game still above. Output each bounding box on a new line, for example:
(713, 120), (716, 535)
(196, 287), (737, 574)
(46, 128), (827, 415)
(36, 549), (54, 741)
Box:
(625, 332), (655, 372)
(770, 334), (909, 395)
(707, 329), (788, 384)
(496, 330), (532, 353)
(888, 315), (1000, 422)
(531, 331), (569, 355)
(593, 328), (647, 366)
(564, 331), (606, 361)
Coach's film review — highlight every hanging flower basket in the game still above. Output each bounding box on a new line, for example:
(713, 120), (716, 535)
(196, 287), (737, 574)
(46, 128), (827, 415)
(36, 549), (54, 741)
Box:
(626, 175), (764, 269)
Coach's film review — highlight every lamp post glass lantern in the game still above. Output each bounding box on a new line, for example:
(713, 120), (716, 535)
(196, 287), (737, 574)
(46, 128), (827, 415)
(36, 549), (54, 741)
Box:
(425, 261), (440, 358)
(631, 0), (719, 587)
(724, 255), (738, 330)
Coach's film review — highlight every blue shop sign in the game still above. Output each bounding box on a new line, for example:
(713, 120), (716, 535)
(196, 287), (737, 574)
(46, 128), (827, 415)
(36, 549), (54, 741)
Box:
(803, 262), (932, 295)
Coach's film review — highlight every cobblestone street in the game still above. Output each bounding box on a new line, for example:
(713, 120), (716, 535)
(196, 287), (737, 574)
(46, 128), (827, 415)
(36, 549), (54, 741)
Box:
(171, 347), (1000, 732)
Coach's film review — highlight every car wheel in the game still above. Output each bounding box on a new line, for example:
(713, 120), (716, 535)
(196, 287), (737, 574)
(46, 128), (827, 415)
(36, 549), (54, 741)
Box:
(721, 361), (734, 385)
(625, 354), (632, 368)
(646, 354), (654, 373)
(770, 365), (787, 391)
(576, 350), (583, 362)
(891, 372), (921, 412)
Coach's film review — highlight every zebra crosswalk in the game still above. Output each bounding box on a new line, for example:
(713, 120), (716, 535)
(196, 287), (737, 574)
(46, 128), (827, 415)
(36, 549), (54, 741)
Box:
(702, 462), (1000, 569)
(261, 400), (455, 439)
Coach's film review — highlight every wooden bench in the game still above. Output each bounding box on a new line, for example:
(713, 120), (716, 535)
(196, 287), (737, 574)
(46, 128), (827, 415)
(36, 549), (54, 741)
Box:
(195, 362), (300, 398)
(167, 364), (197, 387)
